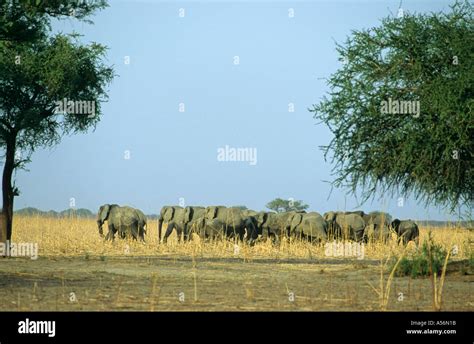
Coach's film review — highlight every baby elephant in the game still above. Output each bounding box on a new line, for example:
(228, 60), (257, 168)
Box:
(391, 219), (419, 245)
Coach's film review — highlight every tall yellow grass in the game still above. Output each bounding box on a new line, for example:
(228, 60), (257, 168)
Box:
(11, 216), (473, 261)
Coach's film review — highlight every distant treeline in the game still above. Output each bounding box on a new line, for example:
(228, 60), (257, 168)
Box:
(15, 207), (96, 218)
(416, 220), (473, 228)
(13, 207), (472, 228)
(14, 207), (160, 220)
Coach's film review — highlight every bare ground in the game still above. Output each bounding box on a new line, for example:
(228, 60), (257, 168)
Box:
(0, 256), (472, 311)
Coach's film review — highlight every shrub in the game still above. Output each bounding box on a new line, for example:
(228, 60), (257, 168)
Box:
(390, 234), (447, 278)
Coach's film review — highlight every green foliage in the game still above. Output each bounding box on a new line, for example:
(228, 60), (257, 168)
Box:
(0, 33), (114, 162)
(0, 0), (112, 240)
(390, 233), (448, 278)
(266, 198), (309, 213)
(310, 1), (473, 212)
(0, 0), (108, 43)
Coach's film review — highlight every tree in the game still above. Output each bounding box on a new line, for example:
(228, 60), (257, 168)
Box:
(0, 0), (107, 43)
(0, 2), (113, 242)
(311, 1), (473, 213)
(266, 198), (309, 213)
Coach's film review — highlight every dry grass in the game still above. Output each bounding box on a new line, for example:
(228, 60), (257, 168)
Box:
(2, 216), (472, 311)
(12, 216), (473, 261)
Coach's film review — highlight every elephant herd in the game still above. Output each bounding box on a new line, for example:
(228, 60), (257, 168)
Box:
(97, 204), (420, 246)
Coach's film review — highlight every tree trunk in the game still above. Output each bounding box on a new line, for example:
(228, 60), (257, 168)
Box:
(2, 136), (16, 243)
(0, 212), (6, 245)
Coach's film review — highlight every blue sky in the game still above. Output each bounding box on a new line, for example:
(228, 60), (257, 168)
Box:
(10, 0), (469, 220)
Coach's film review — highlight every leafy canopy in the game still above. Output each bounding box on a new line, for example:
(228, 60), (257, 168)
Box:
(266, 198), (309, 213)
(0, 0), (108, 42)
(311, 1), (473, 212)
(0, 34), (114, 166)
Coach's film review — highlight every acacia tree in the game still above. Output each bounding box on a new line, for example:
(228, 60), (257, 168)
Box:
(311, 1), (473, 213)
(266, 198), (309, 213)
(0, 0), (107, 42)
(0, 1), (113, 242)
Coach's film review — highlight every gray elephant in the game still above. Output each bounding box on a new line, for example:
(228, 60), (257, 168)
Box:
(157, 206), (183, 243)
(169, 206), (206, 242)
(204, 206), (258, 244)
(134, 208), (147, 241)
(362, 211), (392, 243)
(391, 219), (420, 245)
(192, 216), (224, 241)
(160, 206), (196, 244)
(97, 204), (142, 241)
(363, 211), (392, 227)
(243, 210), (268, 238)
(288, 212), (327, 242)
(323, 211), (365, 241)
(259, 211), (304, 244)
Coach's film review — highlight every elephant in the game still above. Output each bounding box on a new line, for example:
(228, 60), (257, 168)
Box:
(362, 211), (392, 243)
(288, 212), (327, 242)
(363, 211), (392, 228)
(363, 223), (391, 243)
(157, 206), (183, 243)
(323, 211), (365, 241)
(204, 206), (258, 244)
(192, 216), (224, 241)
(180, 206), (206, 241)
(97, 204), (142, 241)
(134, 208), (147, 241)
(243, 210), (269, 238)
(259, 211), (304, 244)
(391, 219), (419, 245)
(161, 206), (204, 244)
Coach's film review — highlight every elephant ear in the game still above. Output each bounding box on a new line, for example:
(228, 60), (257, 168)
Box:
(258, 212), (268, 227)
(290, 213), (303, 228)
(324, 212), (335, 222)
(391, 219), (401, 233)
(98, 204), (110, 223)
(164, 207), (175, 222)
(206, 207), (217, 219)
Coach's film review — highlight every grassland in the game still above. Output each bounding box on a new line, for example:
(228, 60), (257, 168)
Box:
(0, 216), (472, 311)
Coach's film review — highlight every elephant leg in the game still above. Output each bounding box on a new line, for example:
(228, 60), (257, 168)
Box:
(130, 224), (139, 240)
(355, 229), (364, 242)
(183, 224), (192, 242)
(176, 226), (183, 243)
(106, 224), (116, 241)
(163, 223), (175, 244)
(237, 228), (244, 242)
(272, 234), (280, 246)
(139, 226), (146, 242)
(403, 235), (409, 245)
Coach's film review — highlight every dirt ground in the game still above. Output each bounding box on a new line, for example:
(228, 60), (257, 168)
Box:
(0, 255), (472, 311)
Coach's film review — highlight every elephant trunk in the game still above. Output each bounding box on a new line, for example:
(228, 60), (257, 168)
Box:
(158, 219), (163, 243)
(97, 220), (104, 237)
